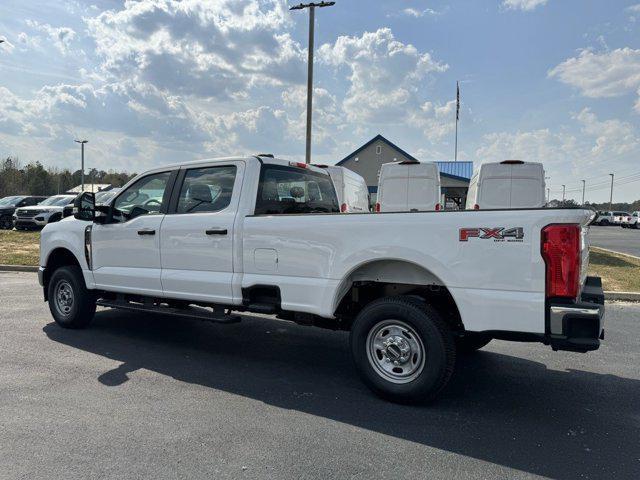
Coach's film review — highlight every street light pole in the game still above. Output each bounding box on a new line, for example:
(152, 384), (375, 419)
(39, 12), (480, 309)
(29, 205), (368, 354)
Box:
(609, 173), (614, 211)
(74, 139), (88, 191)
(546, 187), (550, 204)
(290, 1), (335, 164)
(562, 184), (566, 203)
(581, 179), (585, 205)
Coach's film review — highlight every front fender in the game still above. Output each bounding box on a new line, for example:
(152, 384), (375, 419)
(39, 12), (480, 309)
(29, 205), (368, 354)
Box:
(40, 221), (95, 288)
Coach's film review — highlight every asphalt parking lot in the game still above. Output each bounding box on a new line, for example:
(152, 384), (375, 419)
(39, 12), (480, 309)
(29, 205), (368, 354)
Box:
(0, 272), (639, 480)
(590, 225), (640, 257)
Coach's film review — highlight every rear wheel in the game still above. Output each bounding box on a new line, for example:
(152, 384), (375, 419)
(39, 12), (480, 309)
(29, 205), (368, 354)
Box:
(350, 296), (455, 404)
(455, 333), (492, 353)
(48, 265), (96, 329)
(600, 219), (610, 226)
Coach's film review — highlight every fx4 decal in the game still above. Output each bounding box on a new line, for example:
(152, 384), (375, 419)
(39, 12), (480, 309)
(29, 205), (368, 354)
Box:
(459, 227), (525, 242)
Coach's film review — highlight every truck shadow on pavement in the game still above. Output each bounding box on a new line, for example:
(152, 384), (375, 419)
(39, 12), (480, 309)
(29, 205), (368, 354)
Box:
(43, 310), (640, 480)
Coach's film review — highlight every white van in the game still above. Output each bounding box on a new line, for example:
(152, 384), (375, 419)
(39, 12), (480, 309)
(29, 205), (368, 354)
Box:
(466, 160), (546, 210)
(315, 165), (370, 213)
(375, 161), (441, 212)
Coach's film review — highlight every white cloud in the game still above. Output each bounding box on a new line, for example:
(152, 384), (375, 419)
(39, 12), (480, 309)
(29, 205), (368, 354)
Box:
(318, 28), (448, 125)
(400, 7), (440, 18)
(574, 108), (638, 157)
(476, 129), (575, 166)
(25, 20), (76, 54)
(627, 4), (640, 13)
(502, 0), (548, 11)
(85, 0), (305, 100)
(476, 110), (639, 197)
(548, 48), (640, 110)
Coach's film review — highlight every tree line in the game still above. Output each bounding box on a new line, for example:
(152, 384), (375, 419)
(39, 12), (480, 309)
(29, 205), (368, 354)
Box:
(550, 198), (640, 212)
(0, 157), (136, 198)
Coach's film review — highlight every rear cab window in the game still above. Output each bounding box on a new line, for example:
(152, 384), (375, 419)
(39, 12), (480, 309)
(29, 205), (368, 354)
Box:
(255, 164), (339, 215)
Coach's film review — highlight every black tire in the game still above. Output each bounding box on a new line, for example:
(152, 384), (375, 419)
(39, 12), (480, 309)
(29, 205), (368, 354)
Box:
(0, 216), (13, 230)
(601, 220), (610, 226)
(48, 265), (96, 329)
(350, 296), (456, 404)
(455, 333), (492, 353)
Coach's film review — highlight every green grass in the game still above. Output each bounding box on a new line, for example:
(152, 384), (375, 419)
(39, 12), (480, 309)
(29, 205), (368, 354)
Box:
(0, 230), (40, 266)
(0, 230), (638, 293)
(588, 248), (640, 293)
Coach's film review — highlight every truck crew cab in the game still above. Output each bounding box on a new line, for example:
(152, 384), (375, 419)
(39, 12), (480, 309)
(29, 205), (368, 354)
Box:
(39, 156), (605, 403)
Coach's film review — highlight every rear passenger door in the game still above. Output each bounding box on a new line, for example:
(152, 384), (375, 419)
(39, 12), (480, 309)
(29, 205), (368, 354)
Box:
(160, 162), (243, 305)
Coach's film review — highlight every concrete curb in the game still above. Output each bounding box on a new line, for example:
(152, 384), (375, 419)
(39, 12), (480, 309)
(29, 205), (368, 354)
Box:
(604, 291), (640, 302)
(590, 246), (640, 261)
(0, 264), (38, 273)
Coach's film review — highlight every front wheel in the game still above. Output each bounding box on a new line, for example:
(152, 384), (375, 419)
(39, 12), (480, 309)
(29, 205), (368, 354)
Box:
(350, 296), (456, 404)
(0, 216), (13, 229)
(600, 220), (610, 226)
(48, 265), (96, 329)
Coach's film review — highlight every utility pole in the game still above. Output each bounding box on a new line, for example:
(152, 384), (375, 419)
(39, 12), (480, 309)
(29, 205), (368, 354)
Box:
(609, 173), (614, 211)
(454, 81), (460, 162)
(290, 1), (335, 164)
(74, 139), (88, 191)
(581, 179), (586, 205)
(546, 187), (550, 204)
(562, 184), (566, 203)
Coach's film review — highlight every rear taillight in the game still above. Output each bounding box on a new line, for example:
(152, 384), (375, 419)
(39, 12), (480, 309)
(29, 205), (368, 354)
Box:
(541, 224), (581, 299)
(435, 203), (441, 211)
(375, 203), (381, 212)
(473, 204), (480, 210)
(340, 203), (347, 213)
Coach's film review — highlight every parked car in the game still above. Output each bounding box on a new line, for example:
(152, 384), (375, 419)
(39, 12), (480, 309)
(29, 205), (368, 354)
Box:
(13, 194), (76, 230)
(376, 160), (441, 212)
(621, 212), (639, 229)
(594, 211), (614, 226)
(314, 165), (369, 213)
(0, 196), (47, 229)
(39, 155), (604, 404)
(63, 188), (121, 218)
(613, 211), (631, 225)
(466, 160), (546, 210)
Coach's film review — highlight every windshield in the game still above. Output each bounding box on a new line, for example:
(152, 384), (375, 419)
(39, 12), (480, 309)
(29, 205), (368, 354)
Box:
(38, 196), (75, 207)
(0, 196), (25, 207)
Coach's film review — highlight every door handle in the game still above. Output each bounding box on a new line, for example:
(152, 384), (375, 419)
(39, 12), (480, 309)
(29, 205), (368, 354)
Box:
(137, 229), (156, 236)
(205, 228), (228, 235)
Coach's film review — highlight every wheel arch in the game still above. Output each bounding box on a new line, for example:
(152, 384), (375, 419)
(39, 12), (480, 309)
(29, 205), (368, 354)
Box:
(332, 259), (464, 332)
(43, 247), (82, 300)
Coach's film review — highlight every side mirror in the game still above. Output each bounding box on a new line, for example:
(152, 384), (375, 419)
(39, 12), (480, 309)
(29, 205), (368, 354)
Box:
(73, 192), (95, 221)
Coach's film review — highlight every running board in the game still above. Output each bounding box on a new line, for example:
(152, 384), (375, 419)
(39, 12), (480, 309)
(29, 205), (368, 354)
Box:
(96, 299), (241, 324)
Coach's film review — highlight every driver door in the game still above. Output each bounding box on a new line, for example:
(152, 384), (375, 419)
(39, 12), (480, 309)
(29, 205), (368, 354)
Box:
(91, 170), (176, 295)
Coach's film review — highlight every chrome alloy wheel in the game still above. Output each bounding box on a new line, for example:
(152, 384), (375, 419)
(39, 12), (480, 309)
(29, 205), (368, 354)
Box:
(366, 320), (426, 384)
(54, 279), (74, 317)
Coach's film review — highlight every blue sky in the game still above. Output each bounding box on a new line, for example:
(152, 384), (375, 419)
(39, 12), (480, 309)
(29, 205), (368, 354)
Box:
(0, 0), (639, 202)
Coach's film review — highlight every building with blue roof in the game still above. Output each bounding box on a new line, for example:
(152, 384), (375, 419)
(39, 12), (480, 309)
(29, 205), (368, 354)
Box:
(336, 134), (473, 209)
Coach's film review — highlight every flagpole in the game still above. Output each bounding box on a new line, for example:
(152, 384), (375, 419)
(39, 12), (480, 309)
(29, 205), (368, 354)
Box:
(454, 115), (458, 162)
(454, 81), (459, 162)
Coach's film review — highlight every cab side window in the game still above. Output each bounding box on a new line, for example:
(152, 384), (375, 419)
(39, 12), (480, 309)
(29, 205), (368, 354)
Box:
(112, 171), (172, 222)
(255, 164), (339, 215)
(176, 166), (237, 214)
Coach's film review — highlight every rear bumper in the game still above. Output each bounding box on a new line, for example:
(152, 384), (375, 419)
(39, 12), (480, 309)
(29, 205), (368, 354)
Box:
(548, 276), (605, 352)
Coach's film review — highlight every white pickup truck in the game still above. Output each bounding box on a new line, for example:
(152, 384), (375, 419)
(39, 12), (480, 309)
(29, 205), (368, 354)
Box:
(39, 155), (605, 403)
